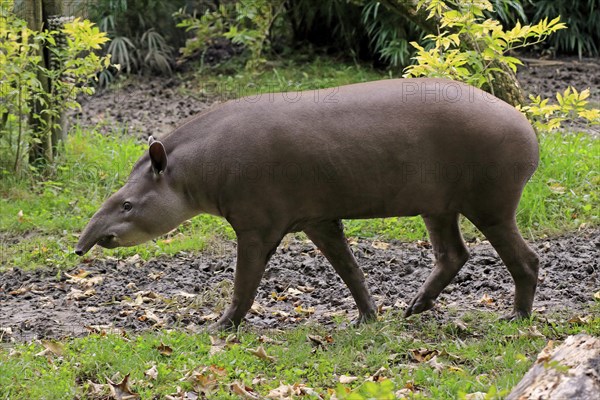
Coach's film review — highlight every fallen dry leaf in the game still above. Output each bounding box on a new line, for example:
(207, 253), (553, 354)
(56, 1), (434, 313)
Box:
(209, 336), (227, 356)
(294, 305), (315, 315)
(9, 285), (32, 296)
(464, 392), (487, 400)
(426, 356), (445, 372)
(267, 383), (323, 399)
(371, 241), (390, 250)
(85, 324), (127, 337)
(518, 325), (545, 338)
(250, 302), (266, 315)
(66, 287), (96, 301)
(307, 334), (326, 348)
(69, 269), (92, 279)
(297, 285), (315, 293)
(180, 365), (227, 394)
(410, 348), (439, 363)
(368, 366), (388, 382)
(86, 380), (108, 396)
(252, 376), (268, 386)
(157, 343), (173, 356)
(165, 386), (199, 400)
(568, 315), (593, 324)
(107, 373), (139, 399)
(144, 365), (158, 380)
(339, 375), (358, 384)
(594, 291), (600, 300)
(148, 271), (164, 280)
(478, 293), (494, 305)
(138, 310), (164, 327)
(536, 340), (555, 364)
(247, 345), (276, 362)
(0, 327), (13, 338)
(231, 382), (260, 399)
(259, 335), (284, 345)
(272, 310), (290, 318)
(198, 312), (220, 322)
(37, 340), (65, 357)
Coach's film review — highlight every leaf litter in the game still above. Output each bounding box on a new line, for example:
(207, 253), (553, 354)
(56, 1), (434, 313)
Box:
(0, 231), (597, 341)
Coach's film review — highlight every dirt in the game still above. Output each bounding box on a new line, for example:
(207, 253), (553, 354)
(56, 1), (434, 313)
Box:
(68, 76), (212, 140)
(517, 57), (600, 135)
(517, 57), (600, 103)
(4, 57), (598, 342)
(70, 56), (600, 141)
(1, 229), (598, 341)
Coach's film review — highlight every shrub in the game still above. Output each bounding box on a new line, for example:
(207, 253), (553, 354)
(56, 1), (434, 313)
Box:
(175, 0), (285, 71)
(519, 88), (600, 132)
(0, 4), (110, 173)
(403, 0), (565, 102)
(527, 0), (600, 57)
(88, 0), (191, 82)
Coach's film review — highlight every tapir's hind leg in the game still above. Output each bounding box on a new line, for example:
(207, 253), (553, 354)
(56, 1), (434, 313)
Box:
(304, 220), (378, 323)
(213, 230), (283, 330)
(467, 216), (539, 320)
(405, 213), (470, 317)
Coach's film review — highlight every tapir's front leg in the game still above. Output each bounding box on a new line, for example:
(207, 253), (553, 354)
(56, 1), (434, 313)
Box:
(212, 230), (283, 330)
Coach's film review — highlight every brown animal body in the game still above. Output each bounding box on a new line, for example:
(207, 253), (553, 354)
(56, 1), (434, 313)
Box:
(76, 78), (540, 329)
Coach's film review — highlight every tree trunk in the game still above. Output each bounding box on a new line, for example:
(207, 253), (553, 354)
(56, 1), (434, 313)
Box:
(507, 334), (600, 400)
(19, 0), (63, 167)
(379, 0), (525, 106)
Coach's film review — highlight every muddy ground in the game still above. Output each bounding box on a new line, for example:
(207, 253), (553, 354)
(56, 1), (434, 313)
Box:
(1, 229), (598, 341)
(3, 57), (598, 342)
(69, 57), (600, 139)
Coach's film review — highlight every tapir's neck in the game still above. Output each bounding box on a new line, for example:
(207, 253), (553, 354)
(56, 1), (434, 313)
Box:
(161, 112), (226, 218)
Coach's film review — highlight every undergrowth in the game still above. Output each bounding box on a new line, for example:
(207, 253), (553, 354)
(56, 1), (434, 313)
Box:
(1, 310), (598, 399)
(0, 126), (598, 271)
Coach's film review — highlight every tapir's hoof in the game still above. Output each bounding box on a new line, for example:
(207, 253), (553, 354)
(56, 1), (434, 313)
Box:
(207, 317), (238, 332)
(404, 295), (435, 318)
(499, 310), (532, 321)
(351, 311), (378, 326)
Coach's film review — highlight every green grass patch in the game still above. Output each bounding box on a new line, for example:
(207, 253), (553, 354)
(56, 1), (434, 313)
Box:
(1, 54), (598, 271)
(188, 55), (389, 100)
(1, 128), (598, 271)
(1, 311), (598, 399)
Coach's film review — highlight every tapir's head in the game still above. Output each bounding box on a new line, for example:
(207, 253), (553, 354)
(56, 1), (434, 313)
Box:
(75, 136), (194, 256)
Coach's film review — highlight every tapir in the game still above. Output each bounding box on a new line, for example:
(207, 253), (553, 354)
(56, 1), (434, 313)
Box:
(75, 78), (540, 329)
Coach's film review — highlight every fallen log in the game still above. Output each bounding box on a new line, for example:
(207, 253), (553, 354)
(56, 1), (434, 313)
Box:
(507, 334), (600, 400)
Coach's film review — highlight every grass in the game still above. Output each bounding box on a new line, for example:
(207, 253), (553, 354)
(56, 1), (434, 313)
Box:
(1, 128), (598, 271)
(188, 55), (390, 101)
(1, 309), (599, 399)
(0, 57), (599, 400)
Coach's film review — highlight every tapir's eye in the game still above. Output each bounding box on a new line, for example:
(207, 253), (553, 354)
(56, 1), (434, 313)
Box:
(123, 201), (133, 211)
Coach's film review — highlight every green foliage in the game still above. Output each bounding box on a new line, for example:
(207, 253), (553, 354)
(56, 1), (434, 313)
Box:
(519, 87), (600, 132)
(1, 125), (598, 270)
(89, 0), (189, 79)
(0, 5), (110, 173)
(1, 312), (599, 398)
(175, 0), (285, 71)
(488, 0), (526, 25)
(403, 0), (566, 92)
(528, 0), (600, 57)
(361, 0), (422, 67)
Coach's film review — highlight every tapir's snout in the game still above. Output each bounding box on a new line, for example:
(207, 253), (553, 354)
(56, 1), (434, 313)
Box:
(74, 233), (117, 256)
(74, 206), (118, 256)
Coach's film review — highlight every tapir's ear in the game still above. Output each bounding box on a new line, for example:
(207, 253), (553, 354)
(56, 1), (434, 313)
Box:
(149, 140), (167, 175)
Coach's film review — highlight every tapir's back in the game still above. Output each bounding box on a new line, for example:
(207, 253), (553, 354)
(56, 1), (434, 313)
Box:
(169, 78), (538, 223)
